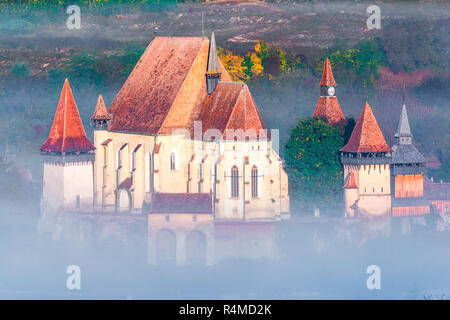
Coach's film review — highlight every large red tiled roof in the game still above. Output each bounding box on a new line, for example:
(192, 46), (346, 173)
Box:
(340, 102), (392, 153)
(91, 94), (110, 120)
(40, 79), (95, 154)
(107, 37), (230, 135)
(313, 96), (345, 125)
(319, 58), (337, 87)
(194, 82), (267, 140)
(150, 192), (212, 214)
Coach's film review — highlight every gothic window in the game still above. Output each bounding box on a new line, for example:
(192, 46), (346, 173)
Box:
(198, 162), (203, 193)
(130, 152), (135, 172)
(231, 166), (239, 198)
(117, 149), (121, 169)
(170, 153), (176, 170)
(251, 165), (258, 198)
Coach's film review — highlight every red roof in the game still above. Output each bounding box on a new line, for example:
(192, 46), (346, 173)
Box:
(340, 102), (392, 153)
(313, 96), (345, 125)
(91, 94), (110, 120)
(108, 37), (231, 135)
(150, 192), (212, 214)
(40, 79), (95, 154)
(195, 82), (267, 140)
(343, 172), (357, 189)
(319, 58), (337, 87)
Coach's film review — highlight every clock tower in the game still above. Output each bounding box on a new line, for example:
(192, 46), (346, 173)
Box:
(313, 58), (345, 125)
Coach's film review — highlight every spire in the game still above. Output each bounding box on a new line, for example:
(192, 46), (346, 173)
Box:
(91, 94), (111, 129)
(340, 102), (392, 153)
(207, 31), (220, 73)
(395, 104), (412, 139)
(40, 79), (95, 154)
(319, 58), (337, 87)
(313, 58), (345, 125)
(91, 95), (110, 120)
(391, 103), (425, 164)
(206, 31), (221, 95)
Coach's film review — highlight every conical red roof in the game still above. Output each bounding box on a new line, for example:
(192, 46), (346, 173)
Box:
(313, 96), (345, 125)
(343, 172), (357, 189)
(40, 79), (95, 154)
(340, 102), (392, 153)
(91, 94), (111, 120)
(319, 58), (337, 86)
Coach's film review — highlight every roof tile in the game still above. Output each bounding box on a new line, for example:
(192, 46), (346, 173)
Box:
(40, 79), (95, 154)
(340, 102), (392, 153)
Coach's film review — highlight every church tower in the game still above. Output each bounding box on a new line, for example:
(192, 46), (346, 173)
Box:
(313, 58), (346, 125)
(391, 104), (430, 216)
(40, 79), (95, 215)
(340, 102), (392, 216)
(205, 31), (221, 95)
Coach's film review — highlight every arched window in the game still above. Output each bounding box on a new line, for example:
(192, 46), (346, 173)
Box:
(231, 166), (239, 198)
(251, 165), (258, 198)
(117, 149), (121, 169)
(170, 152), (176, 170)
(198, 162), (203, 193)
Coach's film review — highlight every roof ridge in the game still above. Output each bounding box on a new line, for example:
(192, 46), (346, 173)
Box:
(158, 37), (209, 134)
(319, 58), (337, 87)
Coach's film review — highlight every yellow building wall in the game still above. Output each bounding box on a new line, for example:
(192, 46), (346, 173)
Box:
(343, 163), (391, 216)
(93, 129), (290, 221)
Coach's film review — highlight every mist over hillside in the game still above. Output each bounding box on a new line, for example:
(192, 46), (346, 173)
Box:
(0, 0), (449, 300)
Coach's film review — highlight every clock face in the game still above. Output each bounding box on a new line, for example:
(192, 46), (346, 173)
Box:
(327, 87), (335, 96)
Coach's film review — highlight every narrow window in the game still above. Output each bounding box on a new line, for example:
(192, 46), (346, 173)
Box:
(76, 195), (80, 209)
(165, 215), (170, 223)
(251, 165), (258, 198)
(170, 153), (176, 170)
(145, 152), (151, 192)
(192, 215), (197, 222)
(130, 152), (135, 172)
(198, 162), (203, 193)
(231, 166), (239, 198)
(117, 149), (121, 169)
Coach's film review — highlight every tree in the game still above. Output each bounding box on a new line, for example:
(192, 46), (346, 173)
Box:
(284, 117), (344, 214)
(217, 47), (245, 82)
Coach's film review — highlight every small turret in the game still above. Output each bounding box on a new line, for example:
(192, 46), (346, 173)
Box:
(205, 31), (221, 95)
(91, 94), (111, 130)
(313, 58), (345, 125)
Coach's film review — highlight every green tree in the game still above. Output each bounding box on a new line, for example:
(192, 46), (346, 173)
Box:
(285, 117), (344, 214)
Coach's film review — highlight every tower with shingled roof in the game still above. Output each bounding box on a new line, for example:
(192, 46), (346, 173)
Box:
(313, 58), (346, 126)
(205, 31), (221, 95)
(340, 102), (393, 217)
(390, 104), (430, 218)
(40, 79), (95, 224)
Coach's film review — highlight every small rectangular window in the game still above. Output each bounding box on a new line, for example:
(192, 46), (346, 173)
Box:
(165, 215), (170, 223)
